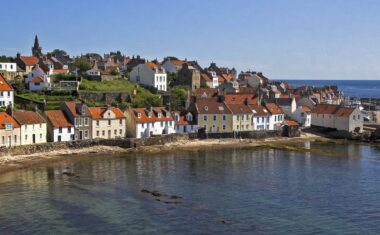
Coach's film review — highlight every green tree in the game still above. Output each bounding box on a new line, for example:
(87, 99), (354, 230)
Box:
(170, 86), (187, 111)
(167, 73), (178, 87)
(74, 58), (92, 73)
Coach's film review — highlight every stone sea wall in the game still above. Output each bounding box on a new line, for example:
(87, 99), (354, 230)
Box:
(0, 134), (190, 157)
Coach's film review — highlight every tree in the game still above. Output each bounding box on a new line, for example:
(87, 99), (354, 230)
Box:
(74, 58), (92, 73)
(170, 86), (187, 111)
(167, 73), (178, 87)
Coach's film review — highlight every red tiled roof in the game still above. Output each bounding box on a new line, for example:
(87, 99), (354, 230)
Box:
(251, 105), (269, 116)
(195, 98), (232, 114)
(201, 73), (211, 82)
(334, 107), (355, 117)
(226, 103), (252, 114)
(312, 104), (340, 115)
(265, 103), (284, 115)
(20, 56), (39, 66)
(0, 74), (13, 91)
(224, 94), (258, 105)
(52, 69), (69, 74)
(301, 106), (311, 112)
(130, 107), (174, 123)
(45, 110), (73, 128)
(217, 75), (225, 83)
(13, 111), (45, 125)
(31, 76), (44, 83)
(194, 88), (218, 98)
(172, 112), (189, 126)
(0, 112), (20, 129)
(64, 101), (91, 117)
(89, 107), (125, 120)
(146, 62), (158, 68)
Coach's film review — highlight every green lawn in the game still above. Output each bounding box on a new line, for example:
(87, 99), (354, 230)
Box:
(79, 78), (139, 93)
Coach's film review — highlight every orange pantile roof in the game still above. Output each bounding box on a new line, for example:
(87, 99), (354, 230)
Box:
(224, 94), (258, 105)
(0, 74), (13, 91)
(89, 107), (125, 120)
(312, 104), (340, 115)
(217, 75), (225, 83)
(301, 106), (311, 112)
(13, 111), (45, 125)
(0, 112), (20, 129)
(130, 107), (174, 123)
(171, 60), (186, 66)
(52, 69), (69, 74)
(20, 56), (39, 66)
(284, 120), (299, 126)
(45, 110), (73, 128)
(265, 103), (284, 115)
(172, 112), (189, 126)
(146, 62), (158, 68)
(31, 76), (44, 83)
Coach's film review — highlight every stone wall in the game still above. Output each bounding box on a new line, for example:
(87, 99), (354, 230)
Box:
(0, 134), (190, 157)
(14, 95), (45, 111)
(196, 130), (282, 139)
(79, 92), (131, 104)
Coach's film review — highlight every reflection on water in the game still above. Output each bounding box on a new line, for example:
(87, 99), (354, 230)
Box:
(1, 143), (380, 234)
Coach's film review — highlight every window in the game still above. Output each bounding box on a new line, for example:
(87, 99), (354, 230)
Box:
(161, 121), (163, 127)
(204, 115), (207, 121)
(25, 135), (28, 141)
(142, 123), (145, 128)
(75, 118), (79, 126)
(213, 115), (217, 121)
(1, 136), (4, 145)
(223, 115), (226, 121)
(97, 131), (99, 137)
(84, 118), (89, 126)
(246, 124), (249, 129)
(262, 117), (264, 122)
(14, 135), (17, 143)
(25, 125), (27, 130)
(108, 120), (111, 126)
(119, 119), (122, 125)
(68, 127), (71, 133)
(40, 133), (42, 139)
(59, 127), (62, 133)
(114, 129), (117, 135)
(84, 131), (88, 138)
(120, 129), (122, 135)
(301, 112), (305, 117)
(102, 130), (105, 136)
(236, 125), (239, 130)
(257, 117), (260, 123)
(275, 116), (277, 122)
(241, 125), (244, 130)
(358, 115), (361, 120)
(96, 120), (100, 126)
(237, 115), (240, 121)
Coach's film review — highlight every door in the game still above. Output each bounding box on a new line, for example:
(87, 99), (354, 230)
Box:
(58, 136), (62, 142)
(32, 134), (36, 144)
(79, 131), (83, 140)
(108, 130), (111, 139)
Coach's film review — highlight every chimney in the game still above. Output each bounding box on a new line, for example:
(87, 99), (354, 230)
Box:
(16, 53), (21, 59)
(6, 104), (13, 117)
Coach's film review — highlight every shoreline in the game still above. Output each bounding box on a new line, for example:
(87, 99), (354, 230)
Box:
(0, 133), (351, 175)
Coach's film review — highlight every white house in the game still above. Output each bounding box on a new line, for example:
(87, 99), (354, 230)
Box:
(45, 110), (75, 142)
(86, 69), (101, 76)
(172, 111), (198, 133)
(125, 107), (176, 138)
(25, 64), (51, 91)
(0, 74), (14, 108)
(161, 59), (186, 73)
(13, 110), (47, 145)
(265, 103), (285, 130)
(129, 63), (167, 92)
(0, 62), (17, 80)
(251, 105), (271, 130)
(209, 71), (219, 88)
(311, 104), (363, 132)
(292, 106), (312, 127)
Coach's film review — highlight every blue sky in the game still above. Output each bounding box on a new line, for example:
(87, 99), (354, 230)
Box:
(1, 0), (380, 80)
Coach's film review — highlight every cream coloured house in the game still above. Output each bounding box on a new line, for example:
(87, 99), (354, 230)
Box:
(89, 106), (126, 139)
(13, 110), (47, 145)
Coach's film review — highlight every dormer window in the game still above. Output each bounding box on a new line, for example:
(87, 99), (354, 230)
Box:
(137, 113), (141, 118)
(158, 112), (162, 118)
(166, 111), (170, 118)
(186, 113), (193, 121)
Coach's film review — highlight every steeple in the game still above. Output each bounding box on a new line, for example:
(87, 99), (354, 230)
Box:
(32, 34), (42, 57)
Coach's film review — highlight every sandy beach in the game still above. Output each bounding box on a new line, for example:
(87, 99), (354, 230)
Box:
(0, 133), (326, 175)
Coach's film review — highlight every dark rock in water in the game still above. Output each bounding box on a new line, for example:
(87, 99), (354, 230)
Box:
(141, 189), (150, 193)
(170, 195), (182, 200)
(220, 220), (231, 224)
(151, 191), (162, 197)
(62, 172), (75, 177)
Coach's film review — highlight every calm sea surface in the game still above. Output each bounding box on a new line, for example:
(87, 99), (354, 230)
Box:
(282, 80), (380, 98)
(1, 143), (380, 234)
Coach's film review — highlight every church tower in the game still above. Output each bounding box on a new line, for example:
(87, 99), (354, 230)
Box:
(32, 35), (42, 58)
